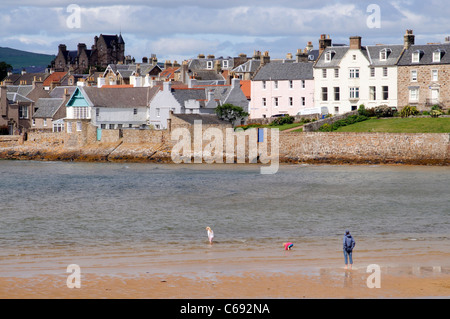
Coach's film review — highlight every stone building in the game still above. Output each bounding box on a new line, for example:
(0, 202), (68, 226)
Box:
(52, 34), (125, 73)
(397, 30), (450, 111)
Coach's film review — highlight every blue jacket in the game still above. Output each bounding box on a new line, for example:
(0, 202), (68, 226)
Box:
(343, 233), (355, 252)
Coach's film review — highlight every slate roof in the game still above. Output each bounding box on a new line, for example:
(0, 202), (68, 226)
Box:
(80, 86), (159, 108)
(314, 46), (371, 68)
(366, 45), (404, 66)
(171, 88), (207, 107)
(172, 113), (231, 126)
(6, 92), (33, 103)
(33, 98), (64, 118)
(252, 61), (313, 81)
(232, 59), (261, 73)
(7, 85), (34, 97)
(397, 43), (450, 66)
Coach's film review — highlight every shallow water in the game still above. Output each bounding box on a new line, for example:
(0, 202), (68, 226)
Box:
(0, 161), (449, 276)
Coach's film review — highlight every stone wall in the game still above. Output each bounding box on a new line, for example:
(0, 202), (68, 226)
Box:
(302, 111), (359, 132)
(247, 114), (320, 125)
(0, 135), (23, 147)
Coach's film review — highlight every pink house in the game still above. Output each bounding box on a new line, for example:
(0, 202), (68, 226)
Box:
(249, 61), (315, 118)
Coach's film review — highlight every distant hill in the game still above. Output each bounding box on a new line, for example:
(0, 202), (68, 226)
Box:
(0, 47), (55, 73)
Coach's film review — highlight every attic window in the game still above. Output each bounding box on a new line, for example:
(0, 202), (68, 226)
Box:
(412, 50), (422, 63)
(207, 61), (213, 69)
(222, 60), (229, 68)
(433, 49), (444, 62)
(380, 48), (391, 61)
(324, 51), (335, 62)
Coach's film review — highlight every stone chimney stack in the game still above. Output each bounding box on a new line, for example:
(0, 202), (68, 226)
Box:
(296, 49), (308, 62)
(349, 36), (362, 50)
(319, 34), (332, 55)
(404, 29), (415, 49)
(306, 41), (313, 52)
(214, 60), (222, 74)
(142, 57), (148, 63)
(77, 43), (87, 56)
(164, 60), (172, 69)
(261, 51), (270, 66)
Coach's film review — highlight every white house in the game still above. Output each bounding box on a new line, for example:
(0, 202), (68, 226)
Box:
(314, 36), (400, 115)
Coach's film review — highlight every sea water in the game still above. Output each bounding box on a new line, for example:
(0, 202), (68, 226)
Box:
(0, 160), (449, 277)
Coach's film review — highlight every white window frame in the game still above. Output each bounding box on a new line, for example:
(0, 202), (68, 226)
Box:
(274, 80), (278, 89)
(262, 81), (266, 90)
(412, 52), (420, 63)
(432, 69), (438, 81)
(369, 86), (376, 100)
(349, 87), (359, 99)
(206, 61), (213, 69)
(370, 67), (375, 77)
(433, 51), (441, 62)
(262, 97), (266, 107)
(334, 68), (339, 78)
(43, 119), (47, 127)
(322, 69), (327, 78)
(409, 88), (419, 102)
(274, 97), (279, 107)
(289, 97), (293, 107)
(383, 67), (388, 77)
(222, 60), (229, 68)
(76, 121), (82, 132)
(411, 70), (417, 82)
(289, 80), (293, 89)
(349, 68), (359, 78)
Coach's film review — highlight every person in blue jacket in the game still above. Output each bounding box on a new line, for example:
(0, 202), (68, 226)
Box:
(343, 230), (356, 269)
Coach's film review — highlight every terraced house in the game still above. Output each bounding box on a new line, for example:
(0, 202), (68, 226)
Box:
(397, 31), (450, 111)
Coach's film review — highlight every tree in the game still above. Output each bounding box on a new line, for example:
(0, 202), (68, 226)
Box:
(215, 103), (248, 124)
(0, 61), (13, 82)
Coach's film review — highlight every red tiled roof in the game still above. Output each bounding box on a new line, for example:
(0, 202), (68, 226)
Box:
(240, 80), (251, 99)
(43, 72), (68, 86)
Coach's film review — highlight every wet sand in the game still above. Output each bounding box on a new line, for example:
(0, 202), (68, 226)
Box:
(1, 254), (450, 299)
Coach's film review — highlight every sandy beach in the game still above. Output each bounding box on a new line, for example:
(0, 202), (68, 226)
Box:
(1, 252), (449, 299)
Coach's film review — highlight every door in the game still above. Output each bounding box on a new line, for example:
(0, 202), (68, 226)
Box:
(96, 127), (102, 141)
(431, 89), (439, 105)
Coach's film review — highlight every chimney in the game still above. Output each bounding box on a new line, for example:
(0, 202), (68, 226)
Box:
(135, 63), (141, 77)
(198, 54), (205, 59)
(445, 36), (450, 43)
(231, 77), (240, 89)
(181, 60), (188, 84)
(306, 41), (313, 52)
(319, 34), (332, 55)
(261, 51), (270, 66)
(142, 57), (148, 63)
(404, 29), (415, 49)
(286, 53), (293, 60)
(349, 36), (362, 50)
(164, 60), (172, 69)
(296, 48), (308, 62)
(207, 54), (215, 59)
(1, 85), (7, 117)
(252, 50), (261, 60)
(163, 80), (172, 92)
(214, 60), (222, 74)
(77, 43), (87, 56)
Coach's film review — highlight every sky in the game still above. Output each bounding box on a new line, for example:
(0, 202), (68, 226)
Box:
(1, 0), (449, 63)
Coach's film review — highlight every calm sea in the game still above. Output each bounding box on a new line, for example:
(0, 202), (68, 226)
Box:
(0, 160), (449, 276)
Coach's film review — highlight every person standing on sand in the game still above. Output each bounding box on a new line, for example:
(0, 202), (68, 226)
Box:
(343, 230), (355, 269)
(206, 226), (214, 244)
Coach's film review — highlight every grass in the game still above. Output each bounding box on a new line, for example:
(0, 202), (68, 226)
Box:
(236, 122), (304, 131)
(335, 117), (450, 133)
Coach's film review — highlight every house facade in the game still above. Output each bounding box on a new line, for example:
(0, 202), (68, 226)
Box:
(397, 31), (450, 110)
(250, 61), (314, 118)
(314, 36), (399, 115)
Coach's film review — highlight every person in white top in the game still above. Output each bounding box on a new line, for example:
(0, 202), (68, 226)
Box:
(206, 226), (214, 244)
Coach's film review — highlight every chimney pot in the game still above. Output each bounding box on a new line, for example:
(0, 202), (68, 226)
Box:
(349, 36), (362, 50)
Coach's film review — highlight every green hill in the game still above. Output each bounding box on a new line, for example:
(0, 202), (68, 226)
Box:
(0, 47), (55, 70)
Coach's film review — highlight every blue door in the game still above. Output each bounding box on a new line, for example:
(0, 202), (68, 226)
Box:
(257, 128), (264, 143)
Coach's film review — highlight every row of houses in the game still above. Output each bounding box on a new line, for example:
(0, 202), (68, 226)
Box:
(1, 30), (449, 135)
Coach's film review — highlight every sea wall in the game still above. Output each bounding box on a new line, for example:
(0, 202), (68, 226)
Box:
(0, 129), (449, 165)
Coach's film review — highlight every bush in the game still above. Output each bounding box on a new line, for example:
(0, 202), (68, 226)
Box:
(430, 110), (443, 118)
(431, 104), (442, 111)
(400, 105), (419, 118)
(318, 114), (369, 132)
(374, 105), (395, 118)
(358, 104), (368, 116)
(270, 115), (294, 126)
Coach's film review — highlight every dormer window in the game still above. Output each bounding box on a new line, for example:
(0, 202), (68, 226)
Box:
(222, 60), (229, 68)
(433, 49), (444, 62)
(206, 61), (213, 69)
(412, 50), (423, 63)
(324, 50), (335, 63)
(380, 48), (391, 61)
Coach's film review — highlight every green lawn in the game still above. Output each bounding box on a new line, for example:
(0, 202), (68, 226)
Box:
(268, 122), (304, 131)
(335, 117), (450, 133)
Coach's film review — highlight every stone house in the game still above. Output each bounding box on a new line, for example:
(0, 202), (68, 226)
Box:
(397, 30), (450, 111)
(250, 61), (314, 118)
(52, 34), (125, 73)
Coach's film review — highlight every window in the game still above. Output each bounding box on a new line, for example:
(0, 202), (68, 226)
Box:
(301, 80), (305, 88)
(369, 86), (376, 100)
(370, 67), (375, 77)
(334, 69), (339, 78)
(409, 88), (419, 101)
(433, 51), (441, 62)
(96, 108), (100, 116)
(32, 119), (35, 126)
(73, 107), (89, 119)
(289, 80), (293, 89)
(349, 68), (359, 78)
(432, 69), (438, 81)
(334, 87), (340, 101)
(156, 108), (160, 117)
(206, 61), (213, 69)
(101, 124), (106, 129)
(383, 67), (388, 77)
(380, 49), (387, 61)
(43, 119), (47, 127)
(352, 55), (356, 60)
(67, 122), (72, 133)
(349, 87), (359, 99)
(412, 52), (420, 63)
(301, 97), (305, 106)
(411, 70), (417, 82)
(274, 81), (278, 89)
(262, 81), (266, 89)
(133, 108), (138, 115)
(382, 86), (389, 100)
(262, 98), (266, 107)
(325, 51), (332, 62)
(109, 124), (115, 129)
(334, 106), (339, 114)
(222, 60), (229, 68)
(129, 124), (133, 128)
(289, 97), (293, 107)
(322, 69), (327, 78)
(76, 121), (82, 132)
(351, 105), (358, 111)
(321, 87), (328, 101)
(19, 105), (28, 119)
(274, 97), (279, 107)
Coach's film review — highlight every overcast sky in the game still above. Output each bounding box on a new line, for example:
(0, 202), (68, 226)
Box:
(1, 0), (449, 62)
